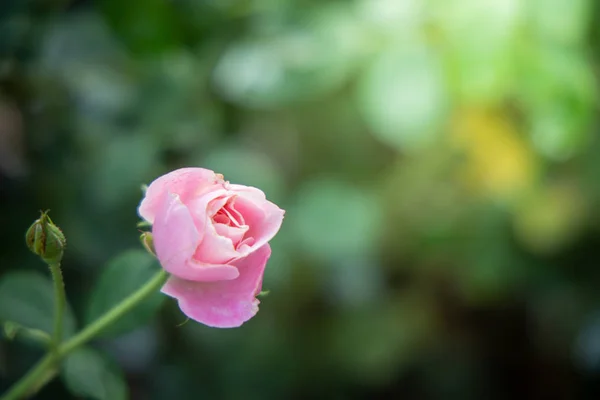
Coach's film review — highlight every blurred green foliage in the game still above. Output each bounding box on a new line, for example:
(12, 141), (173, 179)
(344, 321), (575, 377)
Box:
(62, 347), (127, 400)
(1, 0), (600, 398)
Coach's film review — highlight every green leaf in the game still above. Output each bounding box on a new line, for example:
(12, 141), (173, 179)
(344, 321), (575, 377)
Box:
(62, 347), (127, 400)
(85, 249), (165, 338)
(0, 271), (76, 337)
(213, 4), (361, 109)
(527, 0), (590, 45)
(99, 0), (182, 55)
(3, 321), (52, 348)
(288, 179), (382, 262)
(357, 42), (448, 151)
(520, 46), (596, 160)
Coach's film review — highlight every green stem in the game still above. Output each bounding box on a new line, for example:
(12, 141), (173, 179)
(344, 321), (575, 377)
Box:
(0, 354), (54, 400)
(49, 263), (65, 349)
(0, 269), (168, 400)
(59, 269), (168, 355)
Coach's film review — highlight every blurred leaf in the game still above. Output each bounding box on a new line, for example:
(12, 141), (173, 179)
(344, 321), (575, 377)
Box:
(458, 206), (530, 303)
(62, 347), (127, 400)
(88, 134), (159, 210)
(213, 5), (362, 108)
(288, 179), (382, 262)
(574, 311), (600, 372)
(380, 149), (466, 255)
(85, 250), (165, 338)
(327, 293), (436, 383)
(519, 46), (596, 160)
(0, 10), (31, 61)
(356, 0), (423, 35)
(99, 0), (182, 55)
(326, 257), (384, 307)
(41, 12), (123, 61)
(0, 271), (76, 337)
(448, 43), (515, 104)
(527, 0), (591, 45)
(433, 0), (520, 102)
(67, 66), (136, 117)
(2, 321), (51, 348)
(39, 12), (130, 93)
(358, 42), (448, 150)
(431, 0), (520, 41)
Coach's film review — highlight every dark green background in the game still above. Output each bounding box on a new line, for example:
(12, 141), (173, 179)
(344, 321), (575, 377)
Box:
(2, 0), (600, 398)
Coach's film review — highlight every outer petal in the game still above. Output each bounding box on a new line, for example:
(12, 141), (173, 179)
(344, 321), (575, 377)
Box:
(161, 245), (271, 328)
(231, 186), (285, 257)
(139, 168), (218, 224)
(153, 191), (239, 282)
(227, 184), (269, 201)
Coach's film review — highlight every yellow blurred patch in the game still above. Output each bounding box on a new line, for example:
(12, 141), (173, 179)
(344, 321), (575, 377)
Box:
(513, 182), (587, 255)
(451, 108), (538, 200)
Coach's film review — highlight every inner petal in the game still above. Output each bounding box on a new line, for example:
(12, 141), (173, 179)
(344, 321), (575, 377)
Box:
(222, 198), (245, 227)
(214, 223), (248, 246)
(236, 236), (255, 253)
(207, 195), (230, 217)
(184, 189), (229, 236)
(212, 213), (230, 225)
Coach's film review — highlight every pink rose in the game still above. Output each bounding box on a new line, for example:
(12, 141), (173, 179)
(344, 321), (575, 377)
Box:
(138, 168), (284, 328)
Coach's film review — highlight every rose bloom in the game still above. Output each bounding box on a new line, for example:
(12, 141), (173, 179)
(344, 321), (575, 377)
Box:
(138, 168), (284, 328)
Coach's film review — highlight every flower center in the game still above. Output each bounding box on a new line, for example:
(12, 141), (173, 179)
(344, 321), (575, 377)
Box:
(210, 197), (249, 249)
(212, 197), (245, 227)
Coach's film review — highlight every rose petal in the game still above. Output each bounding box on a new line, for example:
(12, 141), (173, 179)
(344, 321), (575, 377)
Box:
(222, 197), (245, 227)
(214, 223), (248, 246)
(233, 189), (284, 257)
(206, 195), (230, 217)
(186, 188), (229, 240)
(227, 184), (268, 202)
(183, 190), (241, 265)
(161, 244), (271, 328)
(193, 221), (239, 264)
(213, 214), (230, 225)
(153, 191), (239, 282)
(139, 168), (220, 224)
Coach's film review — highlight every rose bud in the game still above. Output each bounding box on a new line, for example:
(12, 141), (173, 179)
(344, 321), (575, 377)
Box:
(25, 211), (66, 265)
